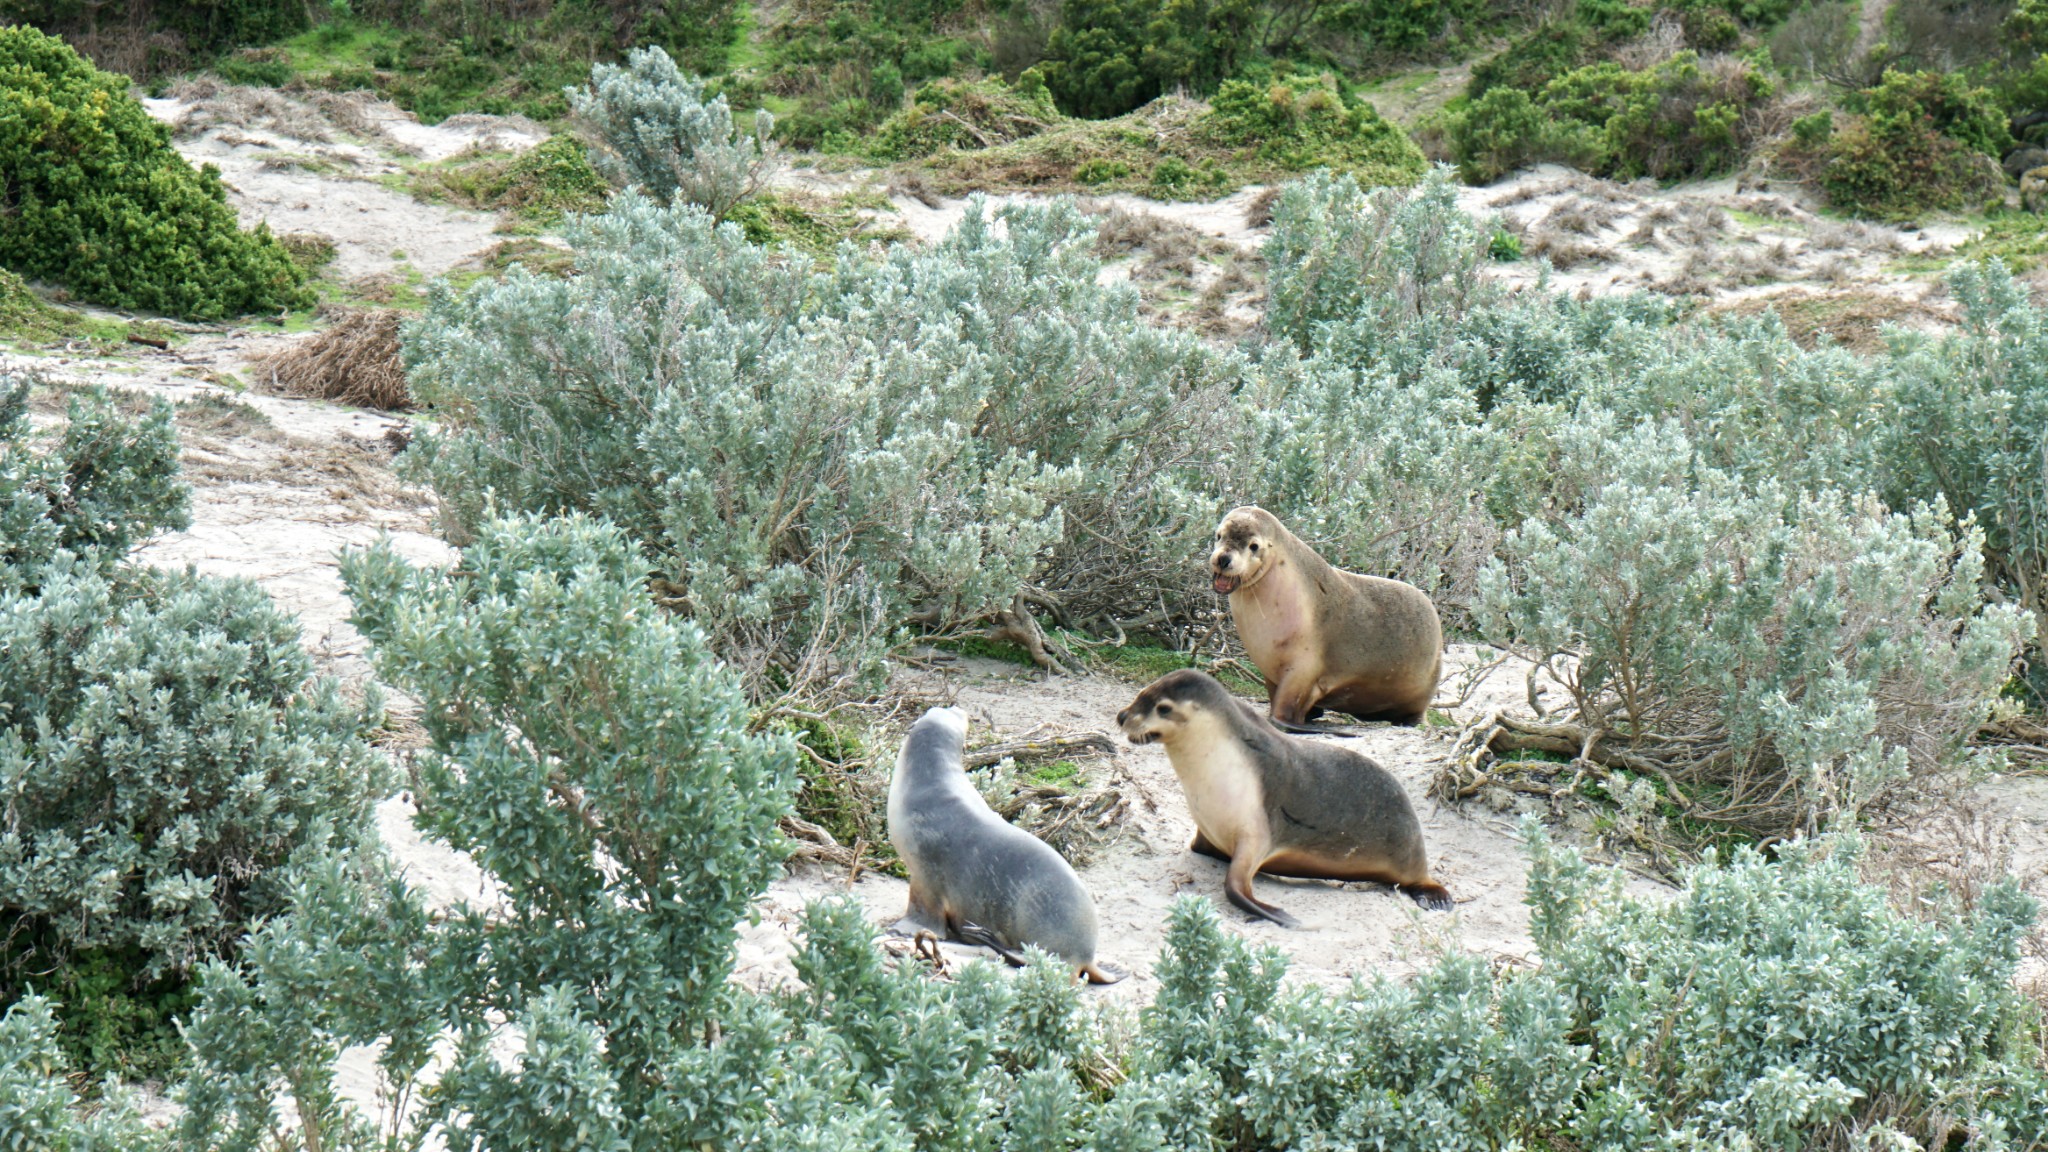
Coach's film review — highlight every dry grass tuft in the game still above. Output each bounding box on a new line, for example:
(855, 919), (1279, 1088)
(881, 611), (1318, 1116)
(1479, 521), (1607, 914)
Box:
(1527, 229), (1610, 270)
(306, 90), (422, 157)
(170, 79), (330, 143)
(253, 309), (410, 409)
(1544, 196), (1623, 236)
(1710, 290), (1952, 354)
(1244, 186), (1280, 229)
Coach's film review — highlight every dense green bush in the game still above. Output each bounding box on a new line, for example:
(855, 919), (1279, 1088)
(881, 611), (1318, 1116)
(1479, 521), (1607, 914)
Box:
(1202, 71), (1427, 183)
(1788, 69), (2011, 219)
(1041, 0), (1254, 118)
(403, 191), (1239, 695)
(869, 76), (1063, 160)
(568, 46), (774, 220)
(1452, 50), (1772, 183)
(0, 27), (309, 320)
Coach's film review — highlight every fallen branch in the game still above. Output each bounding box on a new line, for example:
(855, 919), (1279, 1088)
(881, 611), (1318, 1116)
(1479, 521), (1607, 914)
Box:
(965, 731), (1117, 769)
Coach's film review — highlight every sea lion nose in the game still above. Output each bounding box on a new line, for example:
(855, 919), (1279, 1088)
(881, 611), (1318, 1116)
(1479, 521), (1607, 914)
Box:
(1214, 553), (1232, 571)
(1115, 708), (1129, 725)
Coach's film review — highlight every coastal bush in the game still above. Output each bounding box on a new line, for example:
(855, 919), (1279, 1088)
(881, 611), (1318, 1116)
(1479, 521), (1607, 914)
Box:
(403, 191), (1238, 694)
(1202, 72), (1427, 184)
(178, 511), (800, 1152)
(1452, 51), (1771, 183)
(0, 535), (386, 984)
(0, 378), (187, 592)
(0, 27), (309, 320)
(568, 46), (775, 220)
(1477, 423), (2032, 848)
(0, 376), (385, 1080)
(1882, 262), (2048, 683)
(1040, 0), (1254, 118)
(172, 772), (2048, 1151)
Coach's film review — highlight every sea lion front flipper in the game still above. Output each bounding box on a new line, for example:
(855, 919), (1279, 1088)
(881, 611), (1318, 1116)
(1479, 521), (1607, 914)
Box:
(1189, 829), (1230, 862)
(1082, 961), (1127, 985)
(954, 920), (1029, 966)
(1224, 853), (1300, 929)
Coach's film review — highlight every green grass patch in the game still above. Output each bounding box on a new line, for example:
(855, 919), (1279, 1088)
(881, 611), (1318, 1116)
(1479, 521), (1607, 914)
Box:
(1884, 251), (1957, 276)
(1030, 759), (1082, 785)
(1962, 212), (2048, 272)
(728, 191), (914, 258)
(0, 271), (167, 351)
(396, 136), (610, 230)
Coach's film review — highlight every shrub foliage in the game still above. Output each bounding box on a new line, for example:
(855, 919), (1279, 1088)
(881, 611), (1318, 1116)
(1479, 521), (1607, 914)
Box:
(0, 378), (384, 976)
(0, 27), (309, 319)
(568, 45), (775, 220)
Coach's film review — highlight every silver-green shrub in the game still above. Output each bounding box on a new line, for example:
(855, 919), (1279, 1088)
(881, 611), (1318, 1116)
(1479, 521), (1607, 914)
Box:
(0, 996), (164, 1150)
(0, 379), (385, 982)
(1263, 167), (1488, 356)
(172, 701), (2048, 1147)
(568, 45), (775, 219)
(0, 376), (187, 592)
(1883, 262), (2048, 652)
(404, 193), (1237, 694)
(179, 511), (799, 1152)
(1478, 422), (2033, 842)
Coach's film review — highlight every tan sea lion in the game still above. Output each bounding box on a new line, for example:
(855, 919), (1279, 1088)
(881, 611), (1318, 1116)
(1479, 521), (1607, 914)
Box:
(1117, 669), (1453, 926)
(1209, 506), (1442, 728)
(887, 706), (1122, 983)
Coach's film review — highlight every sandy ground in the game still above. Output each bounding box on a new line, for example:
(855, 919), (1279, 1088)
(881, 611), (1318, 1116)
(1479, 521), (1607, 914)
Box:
(4, 81), (2043, 1121)
(736, 648), (1681, 1006)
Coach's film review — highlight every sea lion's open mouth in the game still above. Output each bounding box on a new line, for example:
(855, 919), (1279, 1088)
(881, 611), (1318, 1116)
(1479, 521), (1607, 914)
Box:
(1213, 574), (1239, 595)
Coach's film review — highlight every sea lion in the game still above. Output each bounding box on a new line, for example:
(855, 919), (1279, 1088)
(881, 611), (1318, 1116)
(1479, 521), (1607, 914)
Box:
(1209, 506), (1442, 728)
(1117, 669), (1453, 926)
(887, 706), (1122, 983)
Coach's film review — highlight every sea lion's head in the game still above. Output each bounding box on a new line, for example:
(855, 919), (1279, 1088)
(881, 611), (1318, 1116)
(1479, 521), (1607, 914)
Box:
(1209, 506), (1281, 595)
(1117, 669), (1227, 746)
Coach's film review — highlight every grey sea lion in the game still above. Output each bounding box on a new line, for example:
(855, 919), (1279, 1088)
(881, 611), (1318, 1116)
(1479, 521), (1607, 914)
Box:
(887, 706), (1122, 983)
(1209, 506), (1443, 728)
(1117, 669), (1453, 926)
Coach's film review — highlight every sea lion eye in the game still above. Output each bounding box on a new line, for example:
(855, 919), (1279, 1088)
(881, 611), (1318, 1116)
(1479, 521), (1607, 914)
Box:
(1248, 542), (1260, 553)
(1155, 703), (1173, 717)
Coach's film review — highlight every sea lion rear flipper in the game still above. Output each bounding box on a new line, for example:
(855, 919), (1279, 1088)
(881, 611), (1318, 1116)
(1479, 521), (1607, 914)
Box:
(1082, 961), (1127, 985)
(1401, 883), (1455, 913)
(953, 920), (1029, 966)
(1267, 716), (1363, 739)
